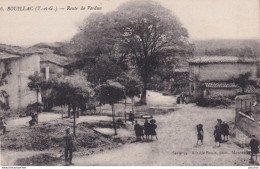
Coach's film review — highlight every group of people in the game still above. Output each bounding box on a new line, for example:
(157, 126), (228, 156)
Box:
(176, 92), (191, 104)
(196, 119), (230, 147)
(214, 119), (230, 146)
(134, 119), (158, 141)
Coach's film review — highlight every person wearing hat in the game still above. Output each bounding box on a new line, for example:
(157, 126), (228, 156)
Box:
(0, 117), (7, 134)
(144, 119), (151, 141)
(196, 124), (204, 146)
(129, 111), (135, 125)
(134, 120), (141, 141)
(249, 135), (259, 162)
(29, 112), (37, 127)
(214, 125), (221, 147)
(64, 127), (75, 165)
(150, 119), (158, 140)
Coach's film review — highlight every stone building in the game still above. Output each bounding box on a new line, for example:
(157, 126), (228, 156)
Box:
(38, 48), (72, 80)
(0, 44), (41, 111)
(188, 56), (259, 99)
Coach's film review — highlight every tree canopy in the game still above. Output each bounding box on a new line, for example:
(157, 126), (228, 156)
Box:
(71, 0), (193, 104)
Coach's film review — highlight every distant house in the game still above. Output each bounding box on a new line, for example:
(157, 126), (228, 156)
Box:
(172, 68), (189, 94)
(188, 56), (259, 99)
(38, 48), (73, 80)
(0, 44), (41, 111)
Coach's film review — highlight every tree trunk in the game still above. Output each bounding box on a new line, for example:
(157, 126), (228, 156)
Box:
(36, 90), (39, 123)
(99, 104), (102, 114)
(76, 107), (79, 118)
(131, 97), (135, 113)
(72, 106), (76, 136)
(124, 98), (127, 123)
(140, 85), (147, 105)
(68, 104), (71, 118)
(111, 104), (117, 135)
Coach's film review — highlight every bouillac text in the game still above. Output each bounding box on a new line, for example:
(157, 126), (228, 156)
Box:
(7, 6), (34, 11)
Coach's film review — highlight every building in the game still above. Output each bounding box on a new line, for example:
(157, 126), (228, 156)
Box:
(171, 68), (189, 94)
(0, 44), (41, 111)
(188, 56), (259, 99)
(38, 48), (73, 80)
(234, 95), (260, 141)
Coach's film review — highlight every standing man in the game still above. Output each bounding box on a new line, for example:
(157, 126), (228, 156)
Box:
(0, 117), (7, 134)
(64, 127), (75, 165)
(249, 135), (259, 162)
(129, 111), (135, 125)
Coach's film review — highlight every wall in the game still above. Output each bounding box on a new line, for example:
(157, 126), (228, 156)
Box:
(190, 63), (257, 82)
(0, 54), (40, 110)
(40, 61), (64, 79)
(235, 112), (260, 141)
(207, 88), (237, 97)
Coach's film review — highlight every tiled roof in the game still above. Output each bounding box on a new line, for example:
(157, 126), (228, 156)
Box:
(0, 52), (21, 60)
(204, 82), (260, 94)
(188, 56), (256, 64)
(204, 82), (239, 89)
(40, 53), (72, 66)
(31, 47), (73, 66)
(0, 44), (43, 56)
(237, 85), (260, 94)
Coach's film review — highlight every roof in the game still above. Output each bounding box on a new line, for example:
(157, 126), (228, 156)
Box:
(30, 47), (73, 66)
(0, 44), (43, 57)
(0, 52), (21, 60)
(204, 82), (239, 89)
(40, 53), (72, 66)
(188, 56), (256, 64)
(237, 85), (260, 94)
(204, 82), (260, 94)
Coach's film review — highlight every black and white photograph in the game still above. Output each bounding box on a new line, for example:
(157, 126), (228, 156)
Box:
(0, 0), (259, 166)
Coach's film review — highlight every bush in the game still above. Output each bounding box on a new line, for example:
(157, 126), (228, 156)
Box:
(197, 94), (231, 107)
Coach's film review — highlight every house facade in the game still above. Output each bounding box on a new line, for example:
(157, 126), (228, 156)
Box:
(188, 56), (259, 99)
(172, 68), (189, 94)
(0, 44), (41, 111)
(38, 49), (72, 80)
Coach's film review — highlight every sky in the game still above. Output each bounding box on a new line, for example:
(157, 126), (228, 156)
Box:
(0, 0), (259, 47)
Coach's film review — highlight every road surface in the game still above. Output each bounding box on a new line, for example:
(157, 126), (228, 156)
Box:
(72, 91), (252, 166)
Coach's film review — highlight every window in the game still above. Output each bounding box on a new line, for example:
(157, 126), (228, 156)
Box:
(4, 61), (11, 74)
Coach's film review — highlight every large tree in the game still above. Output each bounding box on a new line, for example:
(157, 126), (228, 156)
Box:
(112, 1), (193, 104)
(72, 0), (193, 104)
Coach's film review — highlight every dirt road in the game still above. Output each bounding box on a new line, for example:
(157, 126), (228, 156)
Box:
(72, 92), (252, 166)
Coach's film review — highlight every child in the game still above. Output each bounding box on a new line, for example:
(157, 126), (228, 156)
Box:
(150, 119), (158, 140)
(222, 122), (229, 141)
(144, 119), (151, 140)
(214, 126), (222, 147)
(196, 124), (204, 145)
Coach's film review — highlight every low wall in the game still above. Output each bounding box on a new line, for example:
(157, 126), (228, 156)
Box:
(235, 112), (260, 141)
(147, 107), (175, 114)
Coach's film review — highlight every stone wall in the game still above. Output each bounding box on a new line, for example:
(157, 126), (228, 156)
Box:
(40, 61), (64, 79)
(207, 88), (237, 97)
(235, 112), (260, 141)
(189, 63), (257, 82)
(0, 54), (40, 110)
